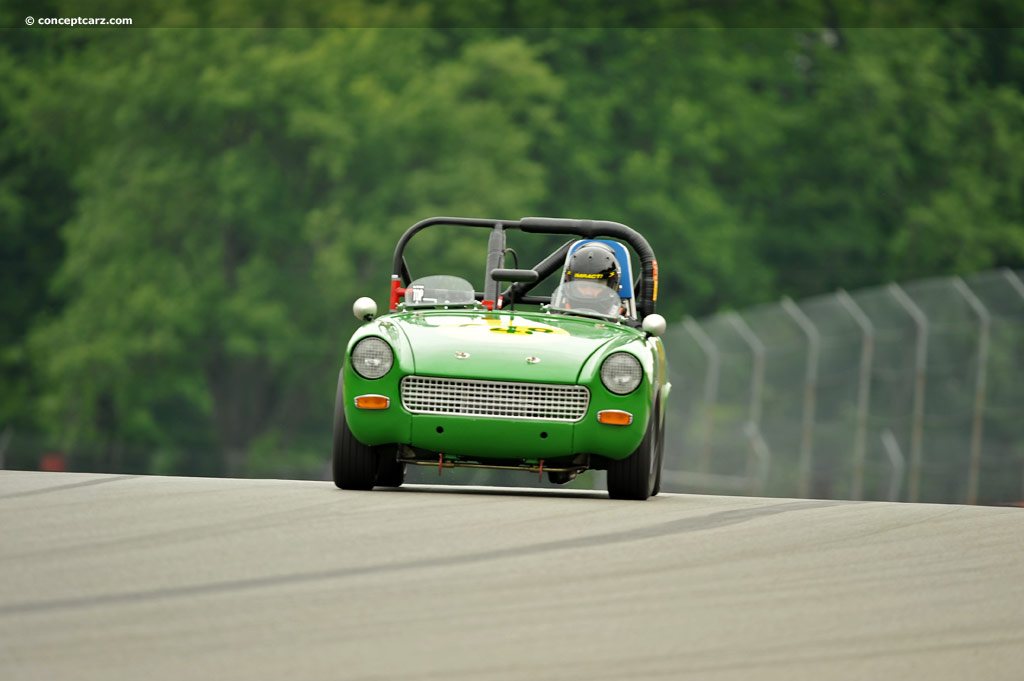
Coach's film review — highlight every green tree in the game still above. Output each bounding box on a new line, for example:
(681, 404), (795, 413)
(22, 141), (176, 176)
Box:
(23, 28), (562, 475)
(0, 3), (78, 463)
(758, 27), (1024, 296)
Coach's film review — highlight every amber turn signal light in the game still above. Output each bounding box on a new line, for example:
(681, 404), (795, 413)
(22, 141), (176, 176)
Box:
(354, 395), (390, 410)
(597, 410), (633, 426)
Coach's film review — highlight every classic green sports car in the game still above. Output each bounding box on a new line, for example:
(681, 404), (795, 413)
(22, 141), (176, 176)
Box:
(332, 217), (670, 500)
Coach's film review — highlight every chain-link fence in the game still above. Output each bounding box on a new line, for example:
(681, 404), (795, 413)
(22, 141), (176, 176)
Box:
(661, 268), (1024, 505)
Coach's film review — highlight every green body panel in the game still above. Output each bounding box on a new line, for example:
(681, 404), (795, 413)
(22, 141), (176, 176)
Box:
(341, 363), (411, 445)
(342, 308), (668, 462)
(410, 416), (574, 459)
(392, 310), (618, 382)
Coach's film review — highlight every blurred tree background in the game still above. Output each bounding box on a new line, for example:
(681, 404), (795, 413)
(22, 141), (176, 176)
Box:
(1, 0), (1022, 478)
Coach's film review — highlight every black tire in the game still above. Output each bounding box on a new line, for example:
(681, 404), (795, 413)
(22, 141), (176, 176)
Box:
(606, 415), (658, 500)
(651, 406), (665, 497)
(332, 373), (377, 490)
(376, 446), (406, 487)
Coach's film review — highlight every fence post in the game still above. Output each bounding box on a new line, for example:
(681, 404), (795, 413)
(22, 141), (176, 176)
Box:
(888, 283), (928, 502)
(743, 421), (772, 496)
(726, 312), (767, 495)
(952, 277), (991, 505)
(880, 429), (907, 503)
(782, 297), (820, 498)
(836, 289), (874, 501)
(1003, 268), (1024, 299)
(725, 312), (765, 431)
(683, 317), (719, 474)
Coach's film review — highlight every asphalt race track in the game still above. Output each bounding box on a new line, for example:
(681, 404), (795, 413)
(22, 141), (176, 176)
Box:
(1, 471), (1022, 680)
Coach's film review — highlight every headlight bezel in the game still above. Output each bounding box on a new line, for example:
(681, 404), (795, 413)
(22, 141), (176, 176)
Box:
(350, 336), (394, 380)
(600, 352), (643, 395)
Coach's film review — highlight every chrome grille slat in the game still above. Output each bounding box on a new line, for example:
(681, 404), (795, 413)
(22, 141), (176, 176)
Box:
(401, 376), (589, 422)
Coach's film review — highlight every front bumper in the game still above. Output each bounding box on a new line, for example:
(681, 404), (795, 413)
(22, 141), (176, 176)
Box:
(344, 374), (650, 461)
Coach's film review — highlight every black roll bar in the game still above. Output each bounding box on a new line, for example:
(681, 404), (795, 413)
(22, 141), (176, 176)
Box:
(390, 216), (659, 317)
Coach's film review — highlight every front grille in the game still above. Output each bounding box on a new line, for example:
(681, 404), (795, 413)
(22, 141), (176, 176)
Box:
(401, 375), (590, 422)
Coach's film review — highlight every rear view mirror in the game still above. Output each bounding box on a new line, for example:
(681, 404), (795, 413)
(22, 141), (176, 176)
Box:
(490, 268), (539, 283)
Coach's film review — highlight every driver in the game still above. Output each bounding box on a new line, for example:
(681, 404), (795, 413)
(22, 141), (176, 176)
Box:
(559, 241), (622, 313)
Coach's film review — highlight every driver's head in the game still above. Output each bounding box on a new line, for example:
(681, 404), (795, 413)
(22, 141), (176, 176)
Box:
(563, 242), (621, 296)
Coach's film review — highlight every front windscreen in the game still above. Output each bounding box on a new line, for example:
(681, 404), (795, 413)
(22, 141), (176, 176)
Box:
(404, 275), (477, 308)
(550, 280), (622, 319)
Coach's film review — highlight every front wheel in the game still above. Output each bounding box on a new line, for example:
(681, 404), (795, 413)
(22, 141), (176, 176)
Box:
(376, 447), (406, 488)
(606, 415), (659, 500)
(332, 375), (376, 490)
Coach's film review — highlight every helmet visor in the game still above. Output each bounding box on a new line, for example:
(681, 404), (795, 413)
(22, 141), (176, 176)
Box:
(551, 280), (622, 318)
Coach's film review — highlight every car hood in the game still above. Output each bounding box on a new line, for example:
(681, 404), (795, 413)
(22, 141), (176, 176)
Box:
(390, 310), (634, 383)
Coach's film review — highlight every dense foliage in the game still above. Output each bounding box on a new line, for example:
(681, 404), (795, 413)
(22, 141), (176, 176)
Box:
(2, 0), (1022, 477)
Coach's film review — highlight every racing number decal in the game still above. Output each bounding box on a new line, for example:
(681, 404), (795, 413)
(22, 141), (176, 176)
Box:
(489, 326), (556, 336)
(452, 317), (569, 336)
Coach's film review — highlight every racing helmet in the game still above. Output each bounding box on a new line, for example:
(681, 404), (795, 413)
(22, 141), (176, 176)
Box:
(558, 241), (622, 313)
(562, 241), (621, 293)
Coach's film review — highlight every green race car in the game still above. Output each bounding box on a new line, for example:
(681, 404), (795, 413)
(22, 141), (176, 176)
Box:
(332, 217), (670, 500)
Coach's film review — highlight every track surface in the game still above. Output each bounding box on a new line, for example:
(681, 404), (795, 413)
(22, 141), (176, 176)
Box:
(1, 471), (1023, 680)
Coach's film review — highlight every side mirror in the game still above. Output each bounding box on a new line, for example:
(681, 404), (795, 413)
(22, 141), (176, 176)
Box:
(490, 268), (539, 283)
(642, 313), (667, 337)
(353, 297), (377, 322)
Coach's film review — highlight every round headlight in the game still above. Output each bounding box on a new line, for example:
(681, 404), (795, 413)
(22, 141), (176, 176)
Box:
(351, 337), (394, 379)
(600, 352), (642, 395)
